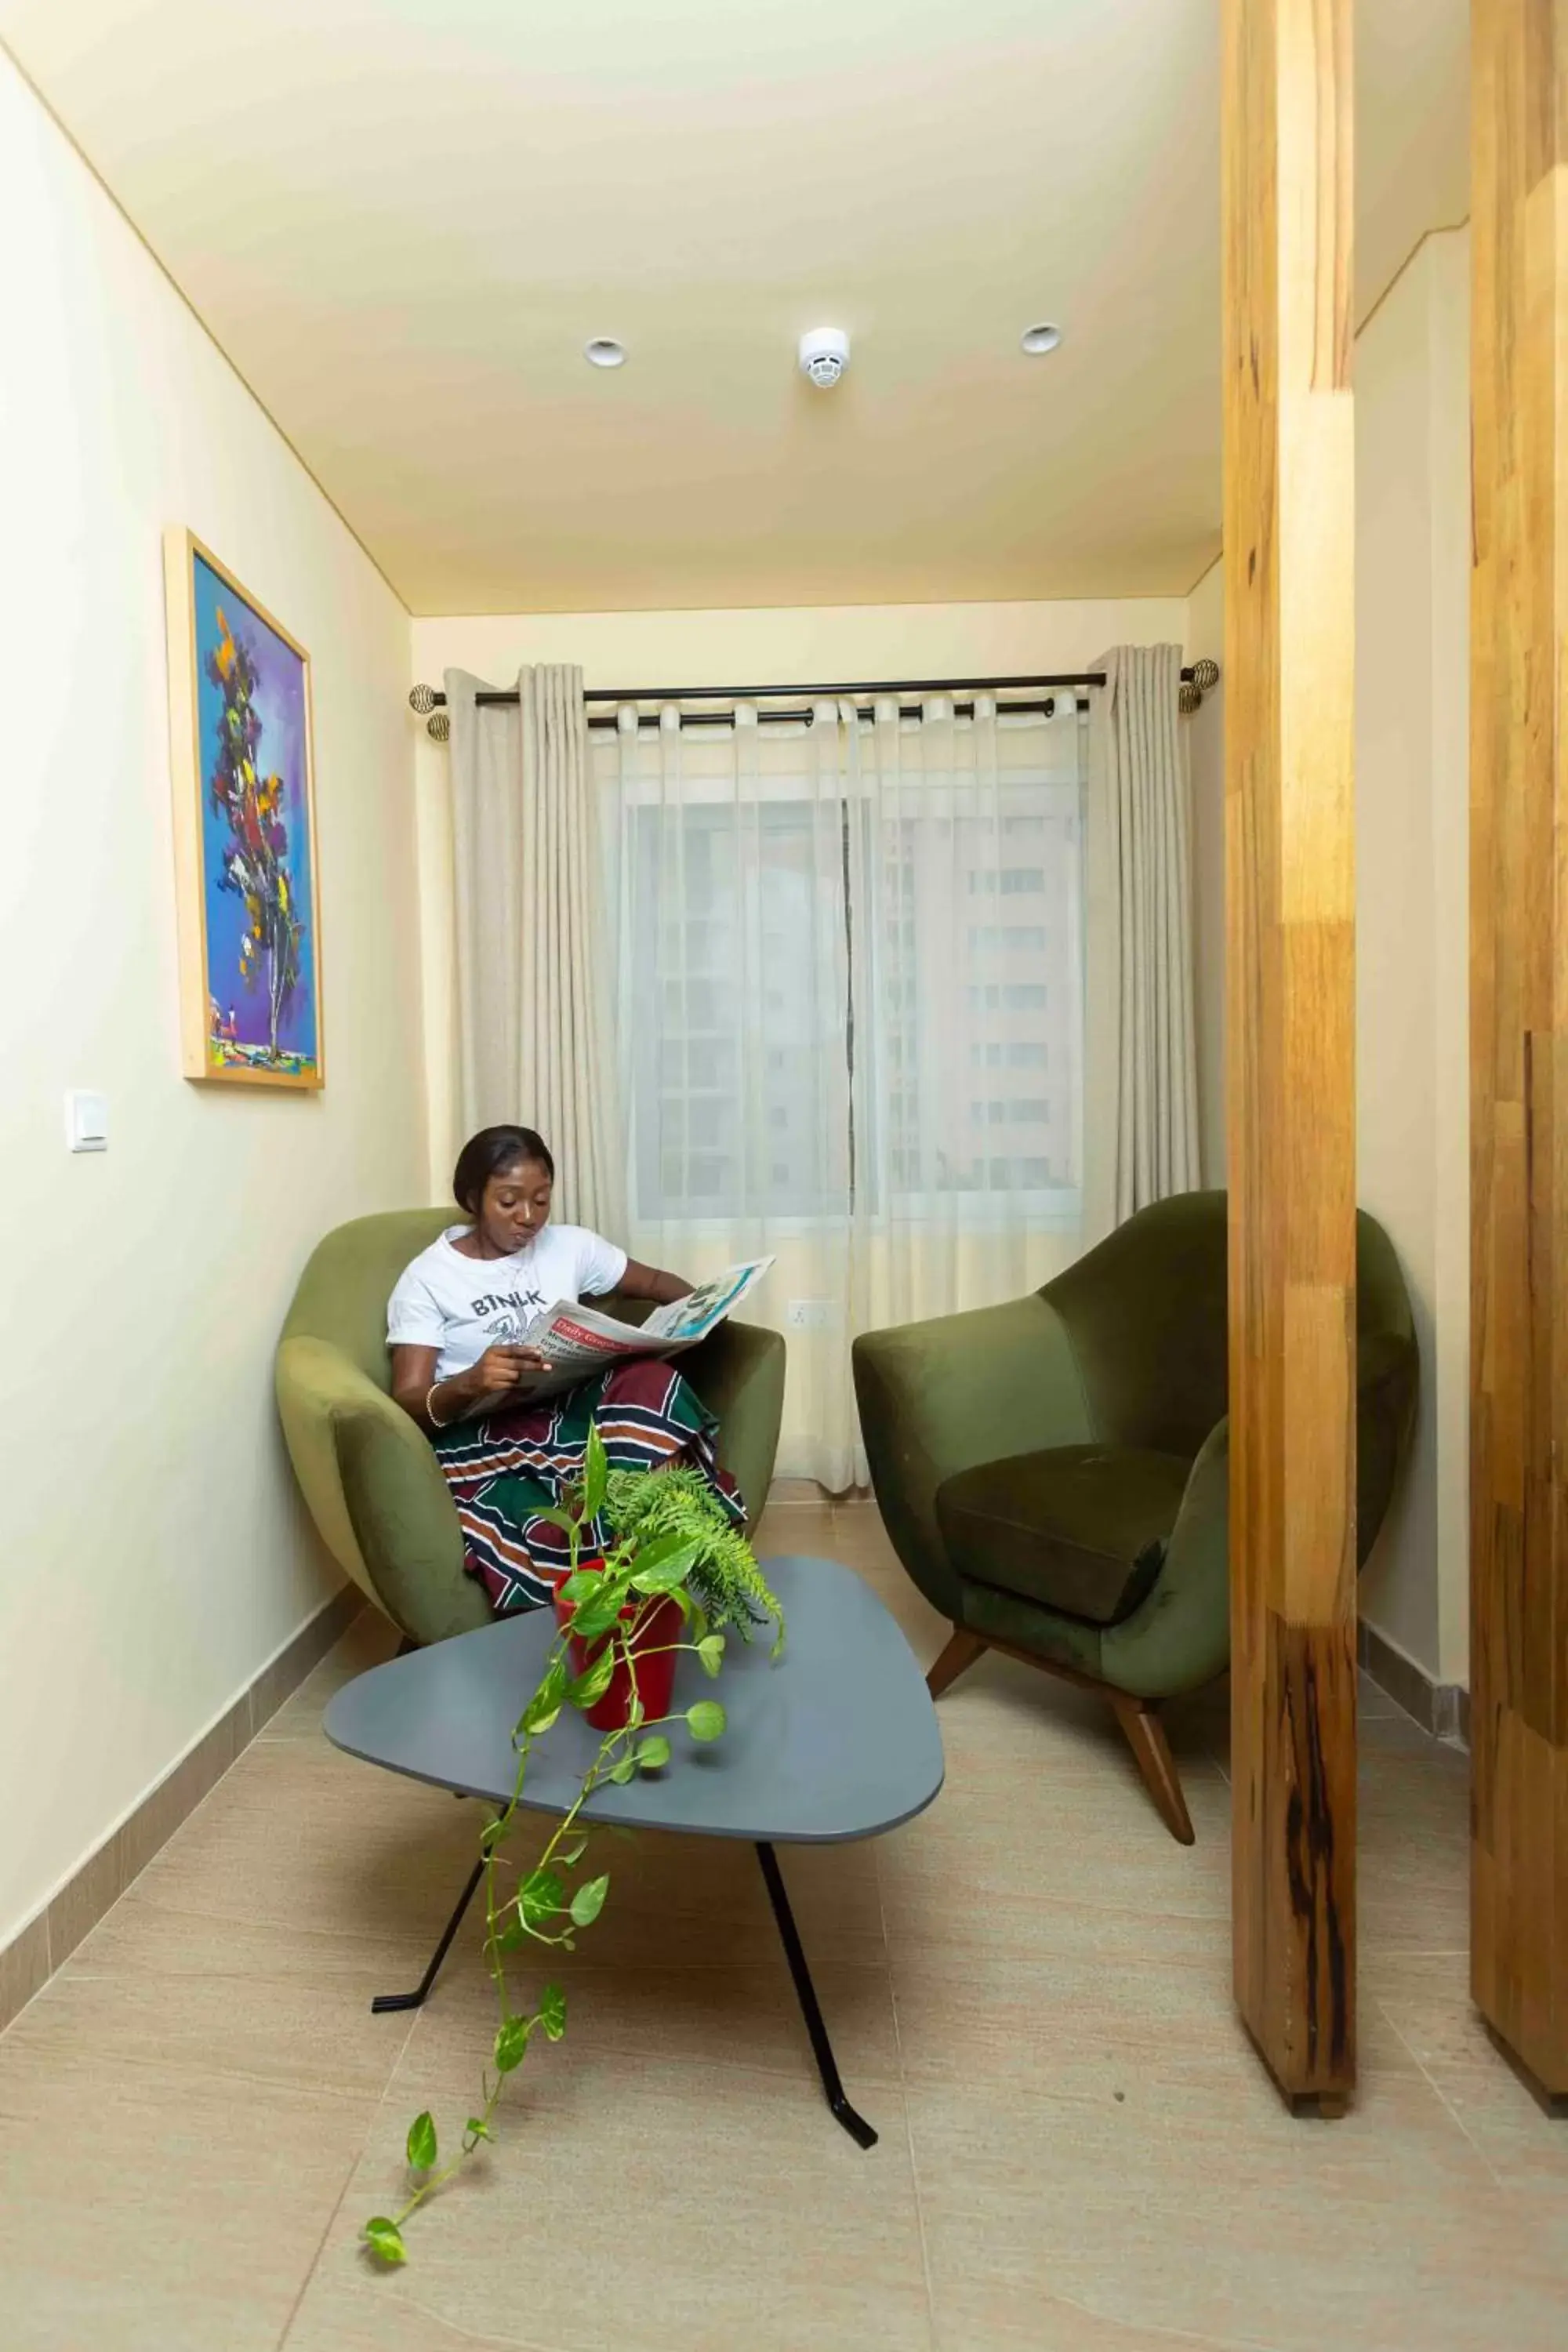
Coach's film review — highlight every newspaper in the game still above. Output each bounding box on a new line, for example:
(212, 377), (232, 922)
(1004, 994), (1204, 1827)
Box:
(514, 1258), (775, 1403)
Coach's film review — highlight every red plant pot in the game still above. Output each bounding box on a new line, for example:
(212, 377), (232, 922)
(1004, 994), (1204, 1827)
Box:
(549, 1559), (682, 1733)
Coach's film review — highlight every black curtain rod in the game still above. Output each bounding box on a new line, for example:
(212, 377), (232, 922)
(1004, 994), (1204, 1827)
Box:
(408, 662), (1220, 734)
(413, 670), (1198, 710)
(583, 697), (1082, 733)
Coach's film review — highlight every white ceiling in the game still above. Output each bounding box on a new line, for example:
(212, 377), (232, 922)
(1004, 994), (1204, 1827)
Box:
(1, 0), (1468, 615)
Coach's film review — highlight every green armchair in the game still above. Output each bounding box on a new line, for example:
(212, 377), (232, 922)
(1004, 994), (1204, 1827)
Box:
(851, 1189), (1417, 1842)
(276, 1210), (786, 1647)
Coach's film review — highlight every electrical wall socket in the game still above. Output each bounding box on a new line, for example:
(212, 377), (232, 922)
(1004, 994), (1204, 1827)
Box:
(786, 1299), (837, 1330)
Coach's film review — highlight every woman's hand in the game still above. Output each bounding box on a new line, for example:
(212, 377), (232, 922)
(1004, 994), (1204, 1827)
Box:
(389, 1338), (550, 1433)
(463, 1343), (550, 1399)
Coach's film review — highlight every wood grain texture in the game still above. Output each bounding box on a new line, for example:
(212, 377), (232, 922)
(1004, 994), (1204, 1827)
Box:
(1221, 0), (1359, 2102)
(1469, 0), (1568, 2095)
(1108, 1693), (1198, 1847)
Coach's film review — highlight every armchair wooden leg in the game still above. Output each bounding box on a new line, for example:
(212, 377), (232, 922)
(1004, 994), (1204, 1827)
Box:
(927, 1627), (987, 1700)
(1109, 1694), (1196, 1845)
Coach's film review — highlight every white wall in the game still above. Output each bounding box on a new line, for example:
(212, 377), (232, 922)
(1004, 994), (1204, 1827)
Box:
(1181, 228), (1472, 1688)
(1354, 227), (1470, 1685)
(0, 53), (428, 1952)
(410, 597), (1191, 1196)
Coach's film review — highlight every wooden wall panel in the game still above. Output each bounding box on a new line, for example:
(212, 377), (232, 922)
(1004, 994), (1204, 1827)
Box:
(1469, 0), (1568, 2095)
(1221, 0), (1359, 2105)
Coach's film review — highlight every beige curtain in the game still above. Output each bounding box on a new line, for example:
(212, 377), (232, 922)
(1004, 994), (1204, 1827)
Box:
(1083, 643), (1200, 1236)
(446, 666), (626, 1232)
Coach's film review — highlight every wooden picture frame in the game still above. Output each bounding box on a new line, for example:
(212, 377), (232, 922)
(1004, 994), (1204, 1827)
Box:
(163, 528), (325, 1088)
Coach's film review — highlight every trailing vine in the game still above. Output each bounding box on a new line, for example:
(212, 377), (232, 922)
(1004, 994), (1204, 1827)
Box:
(362, 1431), (781, 2266)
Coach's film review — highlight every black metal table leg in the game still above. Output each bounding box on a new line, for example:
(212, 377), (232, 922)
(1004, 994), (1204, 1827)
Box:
(755, 1840), (878, 2148)
(371, 1856), (485, 2014)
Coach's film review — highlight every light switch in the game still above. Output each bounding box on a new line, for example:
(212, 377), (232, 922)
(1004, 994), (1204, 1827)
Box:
(65, 1091), (108, 1152)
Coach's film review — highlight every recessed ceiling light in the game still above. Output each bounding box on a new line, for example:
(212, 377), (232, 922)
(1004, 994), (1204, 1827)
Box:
(1020, 322), (1064, 356)
(584, 337), (626, 369)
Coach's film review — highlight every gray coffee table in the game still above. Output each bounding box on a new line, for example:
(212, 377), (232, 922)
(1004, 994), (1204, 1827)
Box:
(324, 1554), (943, 2147)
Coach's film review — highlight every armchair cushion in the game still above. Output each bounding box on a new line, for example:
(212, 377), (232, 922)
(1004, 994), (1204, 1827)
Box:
(936, 1444), (1191, 1628)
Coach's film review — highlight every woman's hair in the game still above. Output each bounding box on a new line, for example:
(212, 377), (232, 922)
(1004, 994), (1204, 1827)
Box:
(452, 1124), (555, 1215)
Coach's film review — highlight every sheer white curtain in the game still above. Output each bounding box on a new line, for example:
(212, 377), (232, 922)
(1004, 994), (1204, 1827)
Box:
(597, 696), (1087, 1489)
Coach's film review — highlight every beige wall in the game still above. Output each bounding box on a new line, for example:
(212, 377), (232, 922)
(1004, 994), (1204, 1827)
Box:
(1182, 229), (1472, 1687)
(0, 55), (428, 1952)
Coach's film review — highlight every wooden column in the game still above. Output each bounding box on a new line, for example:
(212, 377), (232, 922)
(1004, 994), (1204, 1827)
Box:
(1469, 0), (1568, 2097)
(1221, 0), (1359, 2106)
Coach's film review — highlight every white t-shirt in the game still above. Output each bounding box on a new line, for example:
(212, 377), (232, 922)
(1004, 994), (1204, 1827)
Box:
(387, 1223), (630, 1384)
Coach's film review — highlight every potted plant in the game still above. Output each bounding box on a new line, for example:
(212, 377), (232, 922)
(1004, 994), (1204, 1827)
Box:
(604, 1465), (785, 1657)
(549, 1560), (685, 1732)
(362, 1431), (783, 2267)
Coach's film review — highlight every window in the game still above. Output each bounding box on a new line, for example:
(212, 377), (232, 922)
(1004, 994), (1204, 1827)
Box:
(967, 924), (1048, 953)
(601, 715), (1082, 1223)
(964, 1153), (1057, 1188)
(874, 772), (1080, 1207)
(971, 1036), (1049, 1073)
(967, 982), (1049, 1012)
(662, 1096), (726, 1148)
(622, 799), (852, 1218)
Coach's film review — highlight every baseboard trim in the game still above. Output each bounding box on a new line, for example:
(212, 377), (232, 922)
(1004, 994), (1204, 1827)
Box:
(1358, 1619), (1470, 1746)
(765, 1478), (836, 1504)
(765, 1478), (872, 1504)
(0, 1581), (365, 2038)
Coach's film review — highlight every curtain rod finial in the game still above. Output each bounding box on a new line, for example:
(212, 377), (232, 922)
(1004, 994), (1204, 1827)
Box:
(409, 683), (437, 715)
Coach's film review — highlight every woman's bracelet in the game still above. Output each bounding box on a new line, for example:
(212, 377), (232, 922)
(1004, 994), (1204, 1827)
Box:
(426, 1381), (452, 1431)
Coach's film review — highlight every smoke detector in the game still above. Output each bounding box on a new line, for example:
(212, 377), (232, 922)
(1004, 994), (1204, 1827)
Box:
(799, 326), (851, 389)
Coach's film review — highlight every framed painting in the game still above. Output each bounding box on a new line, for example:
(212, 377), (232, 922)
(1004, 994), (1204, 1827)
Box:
(163, 528), (325, 1087)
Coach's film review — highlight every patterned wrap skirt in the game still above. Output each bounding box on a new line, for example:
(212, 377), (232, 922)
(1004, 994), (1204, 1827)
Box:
(430, 1358), (744, 1614)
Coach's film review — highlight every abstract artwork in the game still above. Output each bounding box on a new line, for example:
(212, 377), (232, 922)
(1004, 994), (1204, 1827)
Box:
(163, 529), (324, 1087)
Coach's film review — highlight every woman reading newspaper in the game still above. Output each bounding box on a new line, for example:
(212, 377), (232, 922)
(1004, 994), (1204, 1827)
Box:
(387, 1124), (747, 1612)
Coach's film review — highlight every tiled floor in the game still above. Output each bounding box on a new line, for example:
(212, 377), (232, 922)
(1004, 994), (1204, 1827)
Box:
(2, 1498), (1564, 2350)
